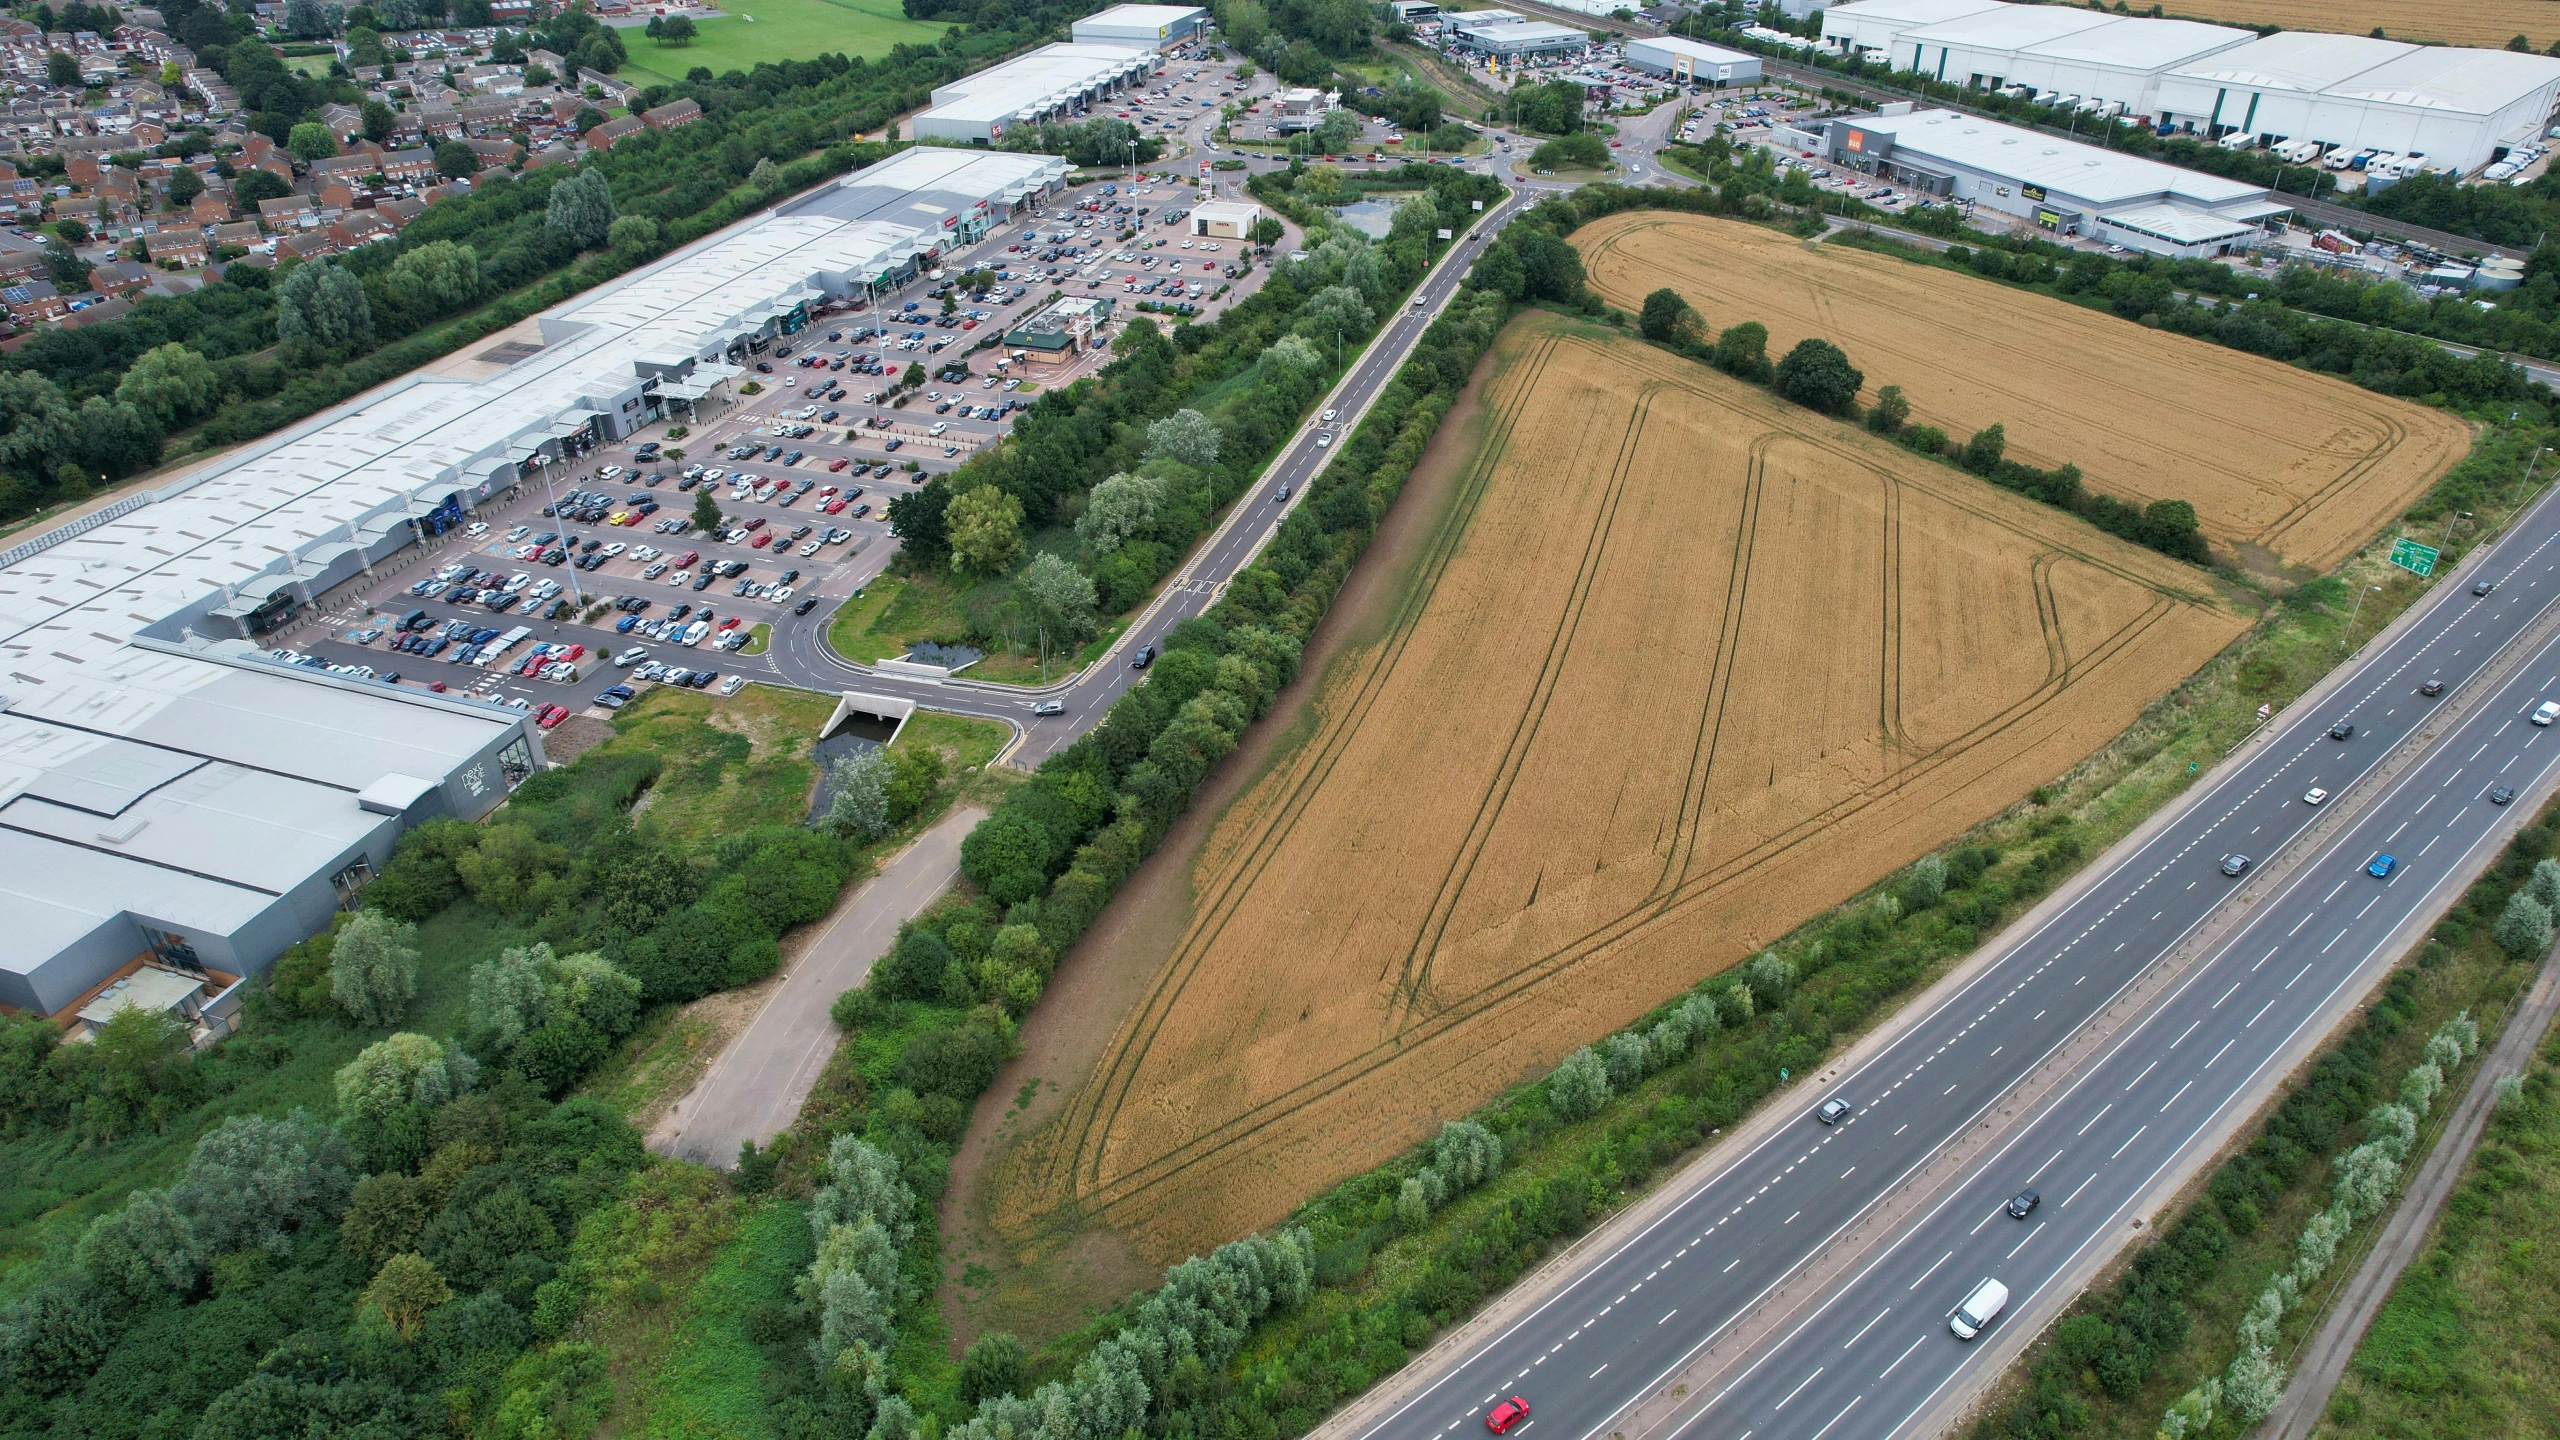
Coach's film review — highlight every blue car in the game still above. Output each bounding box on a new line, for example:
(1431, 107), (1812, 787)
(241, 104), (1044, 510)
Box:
(2368, 853), (2398, 879)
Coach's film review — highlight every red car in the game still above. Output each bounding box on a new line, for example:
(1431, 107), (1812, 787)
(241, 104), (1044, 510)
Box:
(537, 704), (568, 729)
(1486, 1398), (1529, 1434)
(829, 457), (850, 472)
(752, 533), (773, 548)
(677, 550), (699, 568)
(745, 517), (767, 531)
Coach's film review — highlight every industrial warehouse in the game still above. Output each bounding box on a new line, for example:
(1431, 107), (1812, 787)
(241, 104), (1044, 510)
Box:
(1818, 106), (2292, 257)
(1819, 0), (2560, 173)
(1447, 10), (1592, 58)
(1070, 2), (1209, 49)
(911, 40), (1165, 143)
(0, 146), (1066, 1025)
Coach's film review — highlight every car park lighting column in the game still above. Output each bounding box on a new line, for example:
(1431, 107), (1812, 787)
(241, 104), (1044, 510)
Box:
(535, 455), (585, 606)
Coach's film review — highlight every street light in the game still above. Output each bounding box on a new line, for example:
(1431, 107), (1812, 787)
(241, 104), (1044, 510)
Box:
(531, 454), (585, 608)
(2340, 581), (2380, 650)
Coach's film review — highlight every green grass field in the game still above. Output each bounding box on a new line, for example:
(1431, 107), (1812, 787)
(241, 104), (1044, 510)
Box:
(619, 0), (947, 85)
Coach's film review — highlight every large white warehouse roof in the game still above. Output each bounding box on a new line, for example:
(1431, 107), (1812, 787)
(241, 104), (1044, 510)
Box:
(1855, 106), (2263, 206)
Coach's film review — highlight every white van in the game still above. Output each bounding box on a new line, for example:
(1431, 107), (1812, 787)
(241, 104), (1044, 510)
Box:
(1950, 1278), (2010, 1340)
(2532, 700), (2559, 727)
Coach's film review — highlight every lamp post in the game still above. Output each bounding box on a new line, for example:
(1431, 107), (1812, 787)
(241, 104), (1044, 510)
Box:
(2340, 581), (2379, 650)
(532, 454), (584, 606)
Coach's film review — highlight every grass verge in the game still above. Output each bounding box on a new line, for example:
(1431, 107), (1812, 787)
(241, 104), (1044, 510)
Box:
(2319, 1029), (2560, 1436)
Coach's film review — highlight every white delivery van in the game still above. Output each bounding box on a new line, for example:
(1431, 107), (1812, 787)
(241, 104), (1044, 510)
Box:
(1950, 1278), (2010, 1340)
(2533, 700), (2560, 727)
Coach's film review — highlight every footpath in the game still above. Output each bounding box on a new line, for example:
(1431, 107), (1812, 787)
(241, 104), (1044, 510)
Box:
(2264, 935), (2560, 1439)
(649, 803), (985, 1166)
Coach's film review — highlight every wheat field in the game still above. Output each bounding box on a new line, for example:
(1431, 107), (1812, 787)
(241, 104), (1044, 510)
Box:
(1577, 213), (2471, 573)
(991, 317), (2250, 1259)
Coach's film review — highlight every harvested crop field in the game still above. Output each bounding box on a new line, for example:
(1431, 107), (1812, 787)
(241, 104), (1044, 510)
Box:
(2154, 0), (2557, 49)
(992, 315), (2248, 1260)
(1576, 212), (2470, 573)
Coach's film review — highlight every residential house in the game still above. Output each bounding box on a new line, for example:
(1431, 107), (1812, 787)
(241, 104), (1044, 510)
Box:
(488, 0), (533, 22)
(526, 48), (566, 78)
(129, 120), (165, 146)
(189, 189), (230, 224)
(151, 231), (206, 267)
(59, 293), (130, 327)
(212, 219), (263, 251)
(379, 146), (437, 182)
(309, 153), (380, 186)
(414, 105), (462, 139)
(319, 102), (364, 139)
(374, 194), (426, 227)
(276, 231), (337, 260)
(0, 248), (42, 284)
(326, 210), (395, 248)
(257, 193), (318, 228)
(521, 142), (572, 170)
(642, 97), (701, 131)
(582, 114), (644, 150)
(462, 135), (520, 169)
(317, 179), (361, 211)
(2, 277), (63, 323)
(89, 259), (150, 296)
(578, 69), (636, 104)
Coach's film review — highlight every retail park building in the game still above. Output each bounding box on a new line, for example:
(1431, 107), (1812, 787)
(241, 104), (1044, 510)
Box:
(914, 6), (1210, 143)
(1819, 0), (2560, 173)
(0, 146), (1067, 1028)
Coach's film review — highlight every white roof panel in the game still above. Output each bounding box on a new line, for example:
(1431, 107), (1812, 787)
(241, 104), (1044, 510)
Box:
(2164, 30), (2414, 95)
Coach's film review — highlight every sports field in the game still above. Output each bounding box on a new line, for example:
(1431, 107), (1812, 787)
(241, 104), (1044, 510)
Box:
(2158, 0), (2557, 49)
(618, 0), (945, 84)
(992, 317), (2248, 1258)
(1576, 213), (2470, 574)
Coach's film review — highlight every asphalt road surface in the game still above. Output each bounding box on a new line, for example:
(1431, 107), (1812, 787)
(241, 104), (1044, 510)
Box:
(1336, 480), (2560, 1440)
(746, 177), (1544, 764)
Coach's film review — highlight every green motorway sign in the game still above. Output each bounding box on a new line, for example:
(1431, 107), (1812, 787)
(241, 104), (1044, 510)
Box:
(2388, 536), (2440, 578)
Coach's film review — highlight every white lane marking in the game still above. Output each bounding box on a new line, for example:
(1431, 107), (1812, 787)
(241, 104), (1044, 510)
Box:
(1908, 1250), (1952, 1290)
(1842, 1308), (1890, 1350)
(2112, 1124), (2149, 1159)
(2078, 1103), (2113, 1135)
(1806, 1397), (1862, 1440)
(2206, 1037), (2236, 1068)
(2006, 1220), (2047, 1259)
(1879, 1336), (1927, 1379)
(2061, 1172), (2097, 1208)
(2161, 1079), (2193, 1111)
(1774, 1367), (1822, 1411)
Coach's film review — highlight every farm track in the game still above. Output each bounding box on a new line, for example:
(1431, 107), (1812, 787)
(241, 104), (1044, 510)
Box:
(1576, 212), (2469, 573)
(992, 319), (2251, 1258)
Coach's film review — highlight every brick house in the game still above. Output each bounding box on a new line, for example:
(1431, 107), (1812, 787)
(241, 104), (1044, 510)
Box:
(326, 210), (396, 248)
(3, 279), (65, 323)
(642, 97), (701, 131)
(582, 114), (644, 150)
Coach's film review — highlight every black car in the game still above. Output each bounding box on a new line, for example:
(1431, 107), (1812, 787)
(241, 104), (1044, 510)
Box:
(2329, 721), (2354, 740)
(2006, 1189), (2041, 1219)
(2491, 784), (2517, 805)
(1130, 643), (1158, 670)
(2474, 579), (2497, 596)
(2421, 678), (2445, 697)
(794, 596), (820, 616)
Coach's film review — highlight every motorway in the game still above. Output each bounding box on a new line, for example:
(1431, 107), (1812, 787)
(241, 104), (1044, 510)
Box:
(751, 176), (1548, 764)
(1334, 477), (2560, 1440)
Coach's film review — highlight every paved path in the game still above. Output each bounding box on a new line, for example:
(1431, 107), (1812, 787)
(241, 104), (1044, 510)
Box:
(2263, 935), (2560, 1440)
(649, 803), (986, 1166)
